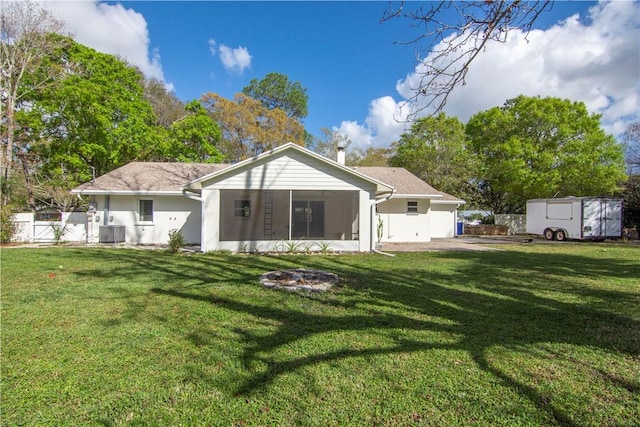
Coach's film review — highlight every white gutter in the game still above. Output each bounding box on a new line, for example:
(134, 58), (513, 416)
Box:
(71, 190), (183, 196)
(182, 189), (202, 202)
(391, 193), (443, 199)
(432, 200), (467, 205)
(371, 189), (396, 257)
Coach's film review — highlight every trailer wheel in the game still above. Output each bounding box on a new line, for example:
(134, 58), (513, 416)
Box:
(543, 228), (555, 240)
(554, 229), (567, 241)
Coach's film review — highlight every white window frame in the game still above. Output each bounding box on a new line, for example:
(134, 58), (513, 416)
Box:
(407, 200), (419, 214)
(138, 199), (154, 223)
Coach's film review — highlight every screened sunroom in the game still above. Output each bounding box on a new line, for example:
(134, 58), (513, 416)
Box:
(218, 190), (360, 245)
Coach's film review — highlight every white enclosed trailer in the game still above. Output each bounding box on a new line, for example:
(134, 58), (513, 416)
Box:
(526, 197), (623, 241)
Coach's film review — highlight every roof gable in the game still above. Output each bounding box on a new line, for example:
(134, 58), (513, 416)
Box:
(183, 143), (394, 193)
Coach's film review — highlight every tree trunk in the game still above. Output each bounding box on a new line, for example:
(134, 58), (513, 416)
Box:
(17, 154), (36, 213)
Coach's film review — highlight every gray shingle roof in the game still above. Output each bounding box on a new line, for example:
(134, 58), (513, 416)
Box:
(72, 161), (464, 203)
(72, 162), (230, 193)
(354, 167), (464, 202)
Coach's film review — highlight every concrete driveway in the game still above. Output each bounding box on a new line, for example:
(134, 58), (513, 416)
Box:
(378, 236), (532, 252)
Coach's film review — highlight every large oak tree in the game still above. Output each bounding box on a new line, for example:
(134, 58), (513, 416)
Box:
(466, 95), (626, 213)
(14, 36), (165, 210)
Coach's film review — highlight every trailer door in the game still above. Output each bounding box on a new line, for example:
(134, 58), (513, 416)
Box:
(603, 199), (623, 238)
(582, 199), (602, 238)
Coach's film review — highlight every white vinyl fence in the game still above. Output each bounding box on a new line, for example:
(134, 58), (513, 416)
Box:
(12, 212), (88, 243)
(494, 214), (526, 235)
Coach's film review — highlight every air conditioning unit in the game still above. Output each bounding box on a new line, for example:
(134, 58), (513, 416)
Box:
(99, 225), (126, 243)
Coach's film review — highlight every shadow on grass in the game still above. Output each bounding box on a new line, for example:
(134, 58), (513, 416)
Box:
(71, 246), (640, 425)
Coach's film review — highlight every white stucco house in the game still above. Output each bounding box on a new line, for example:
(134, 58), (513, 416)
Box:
(71, 143), (464, 252)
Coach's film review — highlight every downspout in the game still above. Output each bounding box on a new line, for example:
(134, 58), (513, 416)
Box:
(103, 195), (110, 225)
(371, 188), (395, 257)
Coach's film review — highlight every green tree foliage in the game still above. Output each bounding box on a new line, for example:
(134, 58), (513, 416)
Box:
(201, 93), (304, 161)
(242, 72), (308, 120)
(0, 0), (65, 204)
(167, 100), (223, 163)
(11, 36), (171, 211)
(390, 113), (478, 201)
(466, 95), (627, 213)
(142, 81), (224, 163)
(18, 35), (163, 185)
(619, 176), (640, 229)
(0, 204), (19, 243)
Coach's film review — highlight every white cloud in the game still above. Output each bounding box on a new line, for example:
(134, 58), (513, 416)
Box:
(218, 44), (252, 74)
(344, 0), (640, 148)
(336, 120), (373, 148)
(336, 96), (411, 149)
(45, 0), (173, 90)
(208, 38), (252, 74)
(208, 39), (217, 55)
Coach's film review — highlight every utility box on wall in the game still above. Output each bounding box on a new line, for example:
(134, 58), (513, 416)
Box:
(99, 225), (126, 243)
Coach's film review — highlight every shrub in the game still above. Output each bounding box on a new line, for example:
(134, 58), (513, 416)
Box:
(50, 222), (68, 245)
(314, 241), (332, 254)
(481, 214), (495, 225)
(0, 205), (19, 243)
(167, 229), (186, 253)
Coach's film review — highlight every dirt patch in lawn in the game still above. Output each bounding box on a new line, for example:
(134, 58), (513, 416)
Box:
(260, 269), (339, 292)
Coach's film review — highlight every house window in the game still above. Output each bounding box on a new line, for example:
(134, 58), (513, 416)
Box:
(234, 200), (251, 217)
(139, 199), (153, 222)
(407, 201), (418, 213)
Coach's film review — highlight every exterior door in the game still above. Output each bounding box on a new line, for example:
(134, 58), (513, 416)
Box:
(292, 201), (325, 239)
(603, 199), (623, 237)
(582, 199), (602, 238)
(582, 199), (623, 238)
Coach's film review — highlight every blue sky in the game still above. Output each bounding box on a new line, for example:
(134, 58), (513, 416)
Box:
(129, 2), (417, 128)
(47, 1), (639, 148)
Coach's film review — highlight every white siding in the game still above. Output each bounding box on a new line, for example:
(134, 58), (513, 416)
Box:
(430, 204), (457, 238)
(199, 151), (379, 252)
(104, 195), (202, 245)
(376, 198), (431, 242)
(204, 151), (376, 192)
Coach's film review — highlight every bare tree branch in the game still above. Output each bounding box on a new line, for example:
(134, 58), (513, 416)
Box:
(622, 122), (640, 174)
(382, 0), (552, 121)
(1, 0), (66, 198)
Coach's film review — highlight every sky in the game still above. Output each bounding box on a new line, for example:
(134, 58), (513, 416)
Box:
(43, 0), (640, 150)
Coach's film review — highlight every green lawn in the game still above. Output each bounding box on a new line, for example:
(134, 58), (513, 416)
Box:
(1, 243), (639, 426)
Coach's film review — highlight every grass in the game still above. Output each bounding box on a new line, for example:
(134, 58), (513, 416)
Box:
(1, 243), (639, 426)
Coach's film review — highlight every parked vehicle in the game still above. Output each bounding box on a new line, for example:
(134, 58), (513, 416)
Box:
(526, 197), (623, 241)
